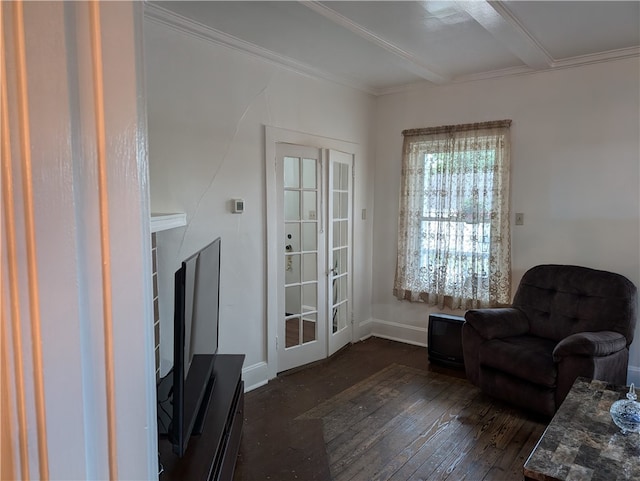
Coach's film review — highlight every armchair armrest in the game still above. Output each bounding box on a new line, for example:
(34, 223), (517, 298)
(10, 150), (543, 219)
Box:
(464, 308), (530, 340)
(553, 331), (627, 361)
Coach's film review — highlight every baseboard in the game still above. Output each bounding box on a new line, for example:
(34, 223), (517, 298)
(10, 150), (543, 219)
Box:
(241, 338), (640, 392)
(242, 361), (269, 392)
(357, 318), (373, 341)
(370, 318), (427, 347)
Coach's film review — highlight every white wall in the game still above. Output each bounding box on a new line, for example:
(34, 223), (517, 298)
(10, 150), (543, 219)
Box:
(143, 18), (375, 388)
(373, 57), (640, 381)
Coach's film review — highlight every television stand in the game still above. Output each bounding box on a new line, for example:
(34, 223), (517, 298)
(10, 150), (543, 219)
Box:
(159, 354), (245, 481)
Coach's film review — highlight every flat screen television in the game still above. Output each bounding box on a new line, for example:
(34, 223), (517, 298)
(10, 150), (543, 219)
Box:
(158, 237), (221, 457)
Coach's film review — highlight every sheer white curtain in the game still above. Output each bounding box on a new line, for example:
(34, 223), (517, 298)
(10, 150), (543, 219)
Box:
(394, 120), (512, 309)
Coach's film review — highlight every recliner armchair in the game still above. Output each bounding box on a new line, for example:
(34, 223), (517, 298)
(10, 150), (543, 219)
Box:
(462, 264), (637, 417)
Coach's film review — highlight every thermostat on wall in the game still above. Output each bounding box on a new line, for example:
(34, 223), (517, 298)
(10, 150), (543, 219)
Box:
(232, 198), (244, 214)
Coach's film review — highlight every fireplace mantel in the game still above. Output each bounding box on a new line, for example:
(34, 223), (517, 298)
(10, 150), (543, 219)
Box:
(151, 212), (186, 233)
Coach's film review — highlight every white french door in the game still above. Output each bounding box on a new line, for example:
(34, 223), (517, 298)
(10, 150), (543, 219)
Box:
(274, 144), (354, 373)
(327, 150), (353, 356)
(276, 144), (327, 372)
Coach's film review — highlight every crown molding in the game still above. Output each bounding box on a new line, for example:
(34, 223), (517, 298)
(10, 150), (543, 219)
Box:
(551, 45), (640, 69)
(378, 46), (639, 96)
(455, 46), (639, 85)
(143, 2), (379, 96)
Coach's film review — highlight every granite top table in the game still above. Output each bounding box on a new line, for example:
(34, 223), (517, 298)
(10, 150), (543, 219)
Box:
(524, 377), (640, 481)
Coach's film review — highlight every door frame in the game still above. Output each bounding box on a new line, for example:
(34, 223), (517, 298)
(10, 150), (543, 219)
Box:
(265, 126), (359, 380)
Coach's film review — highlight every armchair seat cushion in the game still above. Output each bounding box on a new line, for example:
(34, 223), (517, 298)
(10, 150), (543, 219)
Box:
(480, 336), (557, 387)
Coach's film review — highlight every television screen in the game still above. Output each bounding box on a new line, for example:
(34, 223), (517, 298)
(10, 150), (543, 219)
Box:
(188, 238), (220, 370)
(181, 254), (198, 377)
(158, 237), (221, 457)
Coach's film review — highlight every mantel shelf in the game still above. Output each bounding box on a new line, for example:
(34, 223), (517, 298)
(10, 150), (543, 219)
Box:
(151, 213), (186, 233)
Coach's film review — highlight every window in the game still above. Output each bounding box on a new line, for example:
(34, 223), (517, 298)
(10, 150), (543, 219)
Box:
(394, 120), (512, 309)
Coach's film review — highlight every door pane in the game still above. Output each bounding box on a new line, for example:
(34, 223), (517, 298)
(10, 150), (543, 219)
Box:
(340, 163), (349, 190)
(302, 158), (316, 188)
(333, 192), (340, 218)
(302, 253), (317, 282)
(285, 223), (300, 252)
(286, 254), (300, 284)
(333, 248), (347, 274)
(340, 220), (348, 245)
(286, 317), (300, 348)
(340, 192), (349, 218)
(302, 283), (317, 311)
(338, 276), (347, 303)
(302, 313), (317, 344)
(284, 157), (299, 188)
(302, 191), (317, 220)
(333, 220), (349, 247)
(284, 191), (300, 221)
(301, 223), (316, 251)
(285, 285), (301, 315)
(332, 276), (341, 304)
(333, 162), (349, 190)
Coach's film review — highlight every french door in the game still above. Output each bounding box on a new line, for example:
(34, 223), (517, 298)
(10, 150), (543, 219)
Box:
(276, 144), (326, 372)
(274, 144), (353, 373)
(327, 150), (353, 356)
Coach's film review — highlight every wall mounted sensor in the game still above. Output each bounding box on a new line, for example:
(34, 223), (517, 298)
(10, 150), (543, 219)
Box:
(232, 199), (244, 214)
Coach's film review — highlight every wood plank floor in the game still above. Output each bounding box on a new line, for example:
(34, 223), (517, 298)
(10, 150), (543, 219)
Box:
(233, 338), (547, 481)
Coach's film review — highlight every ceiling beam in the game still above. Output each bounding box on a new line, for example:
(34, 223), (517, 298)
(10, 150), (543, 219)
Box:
(300, 1), (450, 85)
(458, 0), (553, 70)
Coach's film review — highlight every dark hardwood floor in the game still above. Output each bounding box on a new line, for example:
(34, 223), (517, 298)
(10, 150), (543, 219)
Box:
(233, 337), (547, 481)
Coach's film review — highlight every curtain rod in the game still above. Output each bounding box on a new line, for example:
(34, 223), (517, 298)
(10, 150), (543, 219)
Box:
(402, 119), (512, 137)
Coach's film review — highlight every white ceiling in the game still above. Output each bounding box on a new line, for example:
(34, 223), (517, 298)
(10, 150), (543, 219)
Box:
(146, 1), (640, 95)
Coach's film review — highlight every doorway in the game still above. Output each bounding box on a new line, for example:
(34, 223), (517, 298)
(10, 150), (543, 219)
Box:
(265, 128), (355, 375)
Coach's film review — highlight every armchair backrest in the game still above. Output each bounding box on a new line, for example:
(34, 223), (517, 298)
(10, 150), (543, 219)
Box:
(513, 264), (637, 345)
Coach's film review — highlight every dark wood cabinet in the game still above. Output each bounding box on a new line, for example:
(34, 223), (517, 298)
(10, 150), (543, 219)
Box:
(159, 354), (245, 481)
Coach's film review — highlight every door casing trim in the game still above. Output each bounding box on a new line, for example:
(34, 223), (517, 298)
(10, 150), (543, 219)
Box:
(265, 125), (359, 380)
